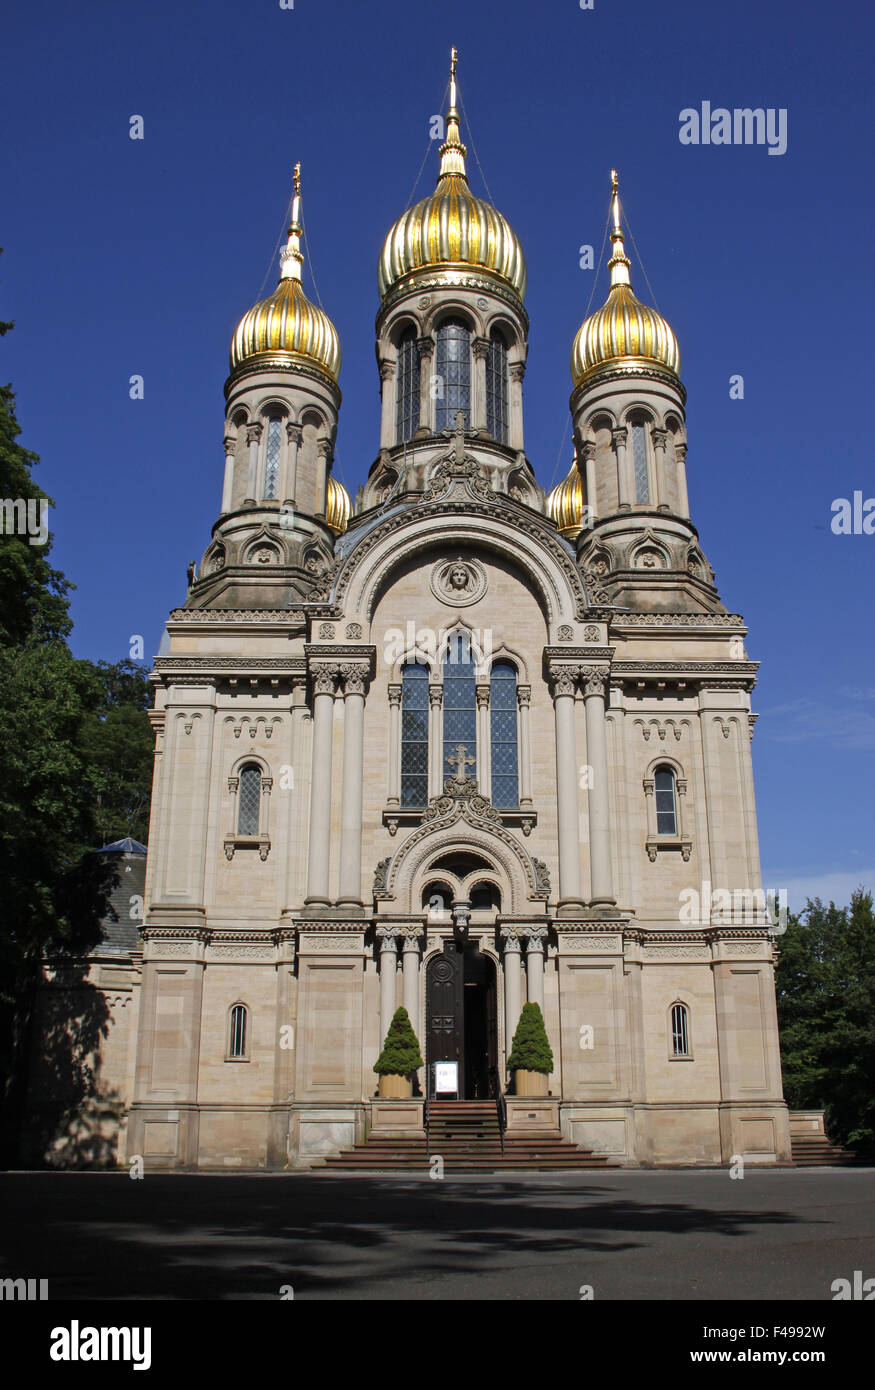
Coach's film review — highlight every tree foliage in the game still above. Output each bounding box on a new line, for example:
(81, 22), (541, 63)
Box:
(374, 1007), (424, 1076)
(507, 1001), (554, 1074)
(776, 890), (875, 1155)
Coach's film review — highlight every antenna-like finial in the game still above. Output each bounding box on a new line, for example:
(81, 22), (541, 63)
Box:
(440, 45), (467, 181)
(280, 161), (304, 282)
(607, 167), (631, 287)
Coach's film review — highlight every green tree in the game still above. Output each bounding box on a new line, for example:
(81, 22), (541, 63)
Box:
(78, 660), (154, 845)
(776, 890), (875, 1155)
(507, 1001), (554, 1074)
(374, 1007), (424, 1076)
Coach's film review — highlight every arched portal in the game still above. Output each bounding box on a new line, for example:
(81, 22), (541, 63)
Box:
(425, 939), (498, 1099)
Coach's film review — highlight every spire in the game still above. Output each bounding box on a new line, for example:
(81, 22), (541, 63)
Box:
(438, 45), (468, 181)
(607, 168), (631, 288)
(279, 161), (304, 282)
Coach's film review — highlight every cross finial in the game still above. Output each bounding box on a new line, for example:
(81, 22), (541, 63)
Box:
(293, 161), (301, 197)
(450, 45), (458, 79)
(446, 743), (475, 779)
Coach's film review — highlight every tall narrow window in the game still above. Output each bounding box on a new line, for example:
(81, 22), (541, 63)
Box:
(443, 632), (477, 784)
(395, 328), (420, 443)
(229, 1004), (248, 1059)
(654, 766), (677, 836)
(486, 329), (509, 443)
(490, 662), (518, 808)
(237, 764), (262, 836)
(671, 1002), (690, 1057)
(434, 319), (471, 434)
(264, 417), (282, 499)
(631, 422), (649, 503)
(401, 664), (429, 807)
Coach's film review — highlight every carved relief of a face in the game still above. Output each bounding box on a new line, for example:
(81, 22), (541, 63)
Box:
(449, 565), (469, 590)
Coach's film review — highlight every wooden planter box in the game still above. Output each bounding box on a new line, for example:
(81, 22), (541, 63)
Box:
(514, 1068), (549, 1097)
(377, 1074), (413, 1099)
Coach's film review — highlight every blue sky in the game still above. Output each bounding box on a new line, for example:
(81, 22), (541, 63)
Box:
(2, 0), (873, 908)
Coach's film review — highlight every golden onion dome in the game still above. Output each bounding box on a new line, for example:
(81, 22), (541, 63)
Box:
(325, 473), (351, 533)
(378, 49), (526, 303)
(230, 165), (341, 383)
(548, 462), (586, 539)
(571, 171), (680, 388)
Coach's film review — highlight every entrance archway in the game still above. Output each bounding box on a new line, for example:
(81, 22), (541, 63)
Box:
(425, 940), (498, 1099)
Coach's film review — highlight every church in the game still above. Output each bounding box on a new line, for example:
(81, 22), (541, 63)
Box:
(112, 51), (789, 1169)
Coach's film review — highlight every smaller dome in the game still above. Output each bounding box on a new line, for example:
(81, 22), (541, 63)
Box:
(548, 463), (585, 539)
(571, 171), (680, 389)
(325, 474), (351, 533)
(230, 165), (341, 383)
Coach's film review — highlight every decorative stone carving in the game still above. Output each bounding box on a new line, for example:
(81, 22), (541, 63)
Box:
(430, 555), (488, 606)
(210, 945), (275, 960)
(583, 624), (600, 642)
(548, 668), (577, 699)
(531, 857), (551, 893)
(340, 661), (369, 696)
(373, 857), (391, 892)
(310, 663), (339, 696)
(580, 666), (608, 698)
(318, 623), (336, 639)
(557, 625), (574, 642)
(345, 623), (362, 640)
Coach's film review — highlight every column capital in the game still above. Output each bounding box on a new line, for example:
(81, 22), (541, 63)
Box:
(416, 335), (435, 360)
(402, 926), (424, 948)
(547, 666), (578, 699)
(388, 682), (403, 709)
(675, 441), (688, 461)
(579, 439), (597, 463)
(223, 433), (236, 455)
(428, 683), (444, 708)
(500, 926), (523, 952)
(651, 427), (669, 451)
(524, 927), (548, 951)
(246, 421), (264, 445)
(516, 684), (532, 709)
(580, 664), (609, 698)
(508, 361), (526, 383)
(475, 683), (490, 709)
(376, 924), (400, 945)
(472, 335), (490, 360)
(339, 661), (370, 697)
(285, 421), (303, 446)
(611, 426), (628, 448)
(310, 662), (340, 696)
(379, 358), (396, 382)
(317, 438), (332, 461)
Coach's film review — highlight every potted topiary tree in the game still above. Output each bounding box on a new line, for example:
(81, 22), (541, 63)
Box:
(507, 1002), (554, 1096)
(374, 1006), (424, 1098)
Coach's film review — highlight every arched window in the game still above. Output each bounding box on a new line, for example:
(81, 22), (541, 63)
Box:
(229, 1003), (248, 1059)
(486, 329), (509, 443)
(401, 663), (429, 807)
(422, 883), (452, 917)
(630, 421), (649, 503)
(654, 766), (678, 835)
(490, 661), (518, 808)
(443, 632), (477, 784)
(470, 882), (501, 910)
(395, 328), (420, 443)
(237, 764), (262, 836)
(671, 1002), (690, 1057)
(434, 318), (471, 433)
(264, 417), (282, 499)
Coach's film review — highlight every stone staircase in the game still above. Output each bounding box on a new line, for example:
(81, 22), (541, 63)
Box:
(320, 1099), (615, 1173)
(790, 1131), (860, 1167)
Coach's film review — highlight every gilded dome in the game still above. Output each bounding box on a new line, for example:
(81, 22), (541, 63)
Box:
(230, 166), (341, 383)
(571, 172), (679, 388)
(378, 50), (526, 303)
(325, 474), (351, 533)
(548, 463), (586, 539)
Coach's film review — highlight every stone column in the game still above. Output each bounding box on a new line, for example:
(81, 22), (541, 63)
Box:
(305, 663), (337, 905)
(316, 439), (331, 515)
(501, 928), (523, 1060)
(221, 433), (236, 514)
(472, 336), (489, 432)
(417, 336), (435, 434)
(376, 926), (399, 1043)
(476, 683), (491, 798)
(581, 666), (616, 906)
(525, 927), (548, 1010)
(611, 426), (631, 510)
(580, 439), (597, 527)
(509, 362), (525, 451)
(337, 662), (369, 907)
(517, 685), (533, 805)
(675, 441), (690, 519)
(379, 359), (396, 449)
(284, 422), (302, 505)
(402, 928), (422, 1038)
(244, 421), (263, 505)
(549, 667), (584, 906)
(651, 427), (669, 511)
(387, 683), (402, 807)
(428, 683), (443, 798)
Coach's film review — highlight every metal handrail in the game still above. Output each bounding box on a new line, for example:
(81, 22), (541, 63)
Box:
(489, 1066), (506, 1158)
(424, 1076), (431, 1162)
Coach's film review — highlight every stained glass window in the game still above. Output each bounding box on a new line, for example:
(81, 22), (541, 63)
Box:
(238, 764), (261, 836)
(486, 329), (508, 443)
(434, 319), (471, 434)
(395, 328), (420, 443)
(490, 662), (518, 808)
(401, 663), (429, 807)
(654, 766), (677, 835)
(631, 422), (649, 503)
(442, 632), (477, 784)
(264, 417), (282, 499)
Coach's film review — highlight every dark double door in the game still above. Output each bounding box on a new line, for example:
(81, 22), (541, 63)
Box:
(425, 941), (498, 1098)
